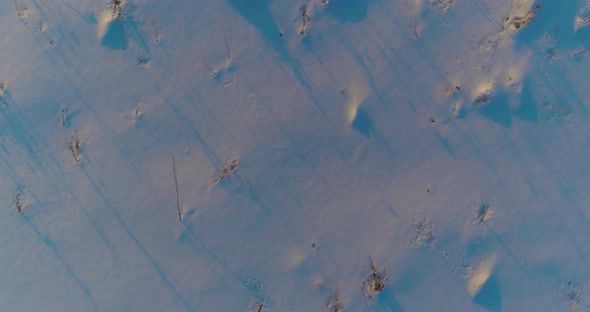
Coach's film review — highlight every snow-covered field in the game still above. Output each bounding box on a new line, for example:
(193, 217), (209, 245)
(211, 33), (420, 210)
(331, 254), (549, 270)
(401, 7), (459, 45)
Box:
(1, 0), (590, 310)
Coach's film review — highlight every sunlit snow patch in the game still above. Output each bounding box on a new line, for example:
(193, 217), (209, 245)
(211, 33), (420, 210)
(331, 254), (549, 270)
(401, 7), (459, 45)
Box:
(471, 79), (495, 106)
(467, 254), (497, 297)
(345, 81), (370, 124)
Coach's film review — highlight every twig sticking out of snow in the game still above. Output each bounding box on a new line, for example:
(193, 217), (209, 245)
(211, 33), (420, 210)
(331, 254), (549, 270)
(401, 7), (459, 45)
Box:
(150, 16), (160, 44)
(214, 159), (238, 184)
(61, 108), (67, 127)
(0, 83), (6, 106)
(563, 281), (583, 310)
(300, 7), (311, 35)
(361, 260), (388, 306)
(327, 290), (343, 312)
(203, 56), (216, 76)
(477, 203), (491, 223)
(13, 191), (23, 213)
(222, 21), (231, 61)
(14, 0), (23, 18)
(171, 153), (182, 222)
(111, 0), (125, 20)
(501, 2), (541, 31)
(68, 132), (82, 164)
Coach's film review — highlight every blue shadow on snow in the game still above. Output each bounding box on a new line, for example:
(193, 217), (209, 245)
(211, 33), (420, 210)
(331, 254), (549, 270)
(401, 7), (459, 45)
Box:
(513, 78), (538, 122)
(352, 106), (373, 137)
(369, 289), (404, 312)
(101, 19), (128, 50)
(226, 0), (282, 47)
(325, 0), (369, 23)
(472, 274), (502, 311)
(478, 91), (512, 128)
(226, 0), (327, 116)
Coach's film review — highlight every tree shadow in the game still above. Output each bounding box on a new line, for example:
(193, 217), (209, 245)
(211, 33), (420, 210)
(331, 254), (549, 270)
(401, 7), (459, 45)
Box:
(226, 0), (282, 49)
(226, 0), (327, 116)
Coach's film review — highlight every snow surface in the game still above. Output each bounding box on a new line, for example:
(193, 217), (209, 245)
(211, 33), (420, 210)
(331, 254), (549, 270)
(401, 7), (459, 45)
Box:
(1, 0), (590, 311)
